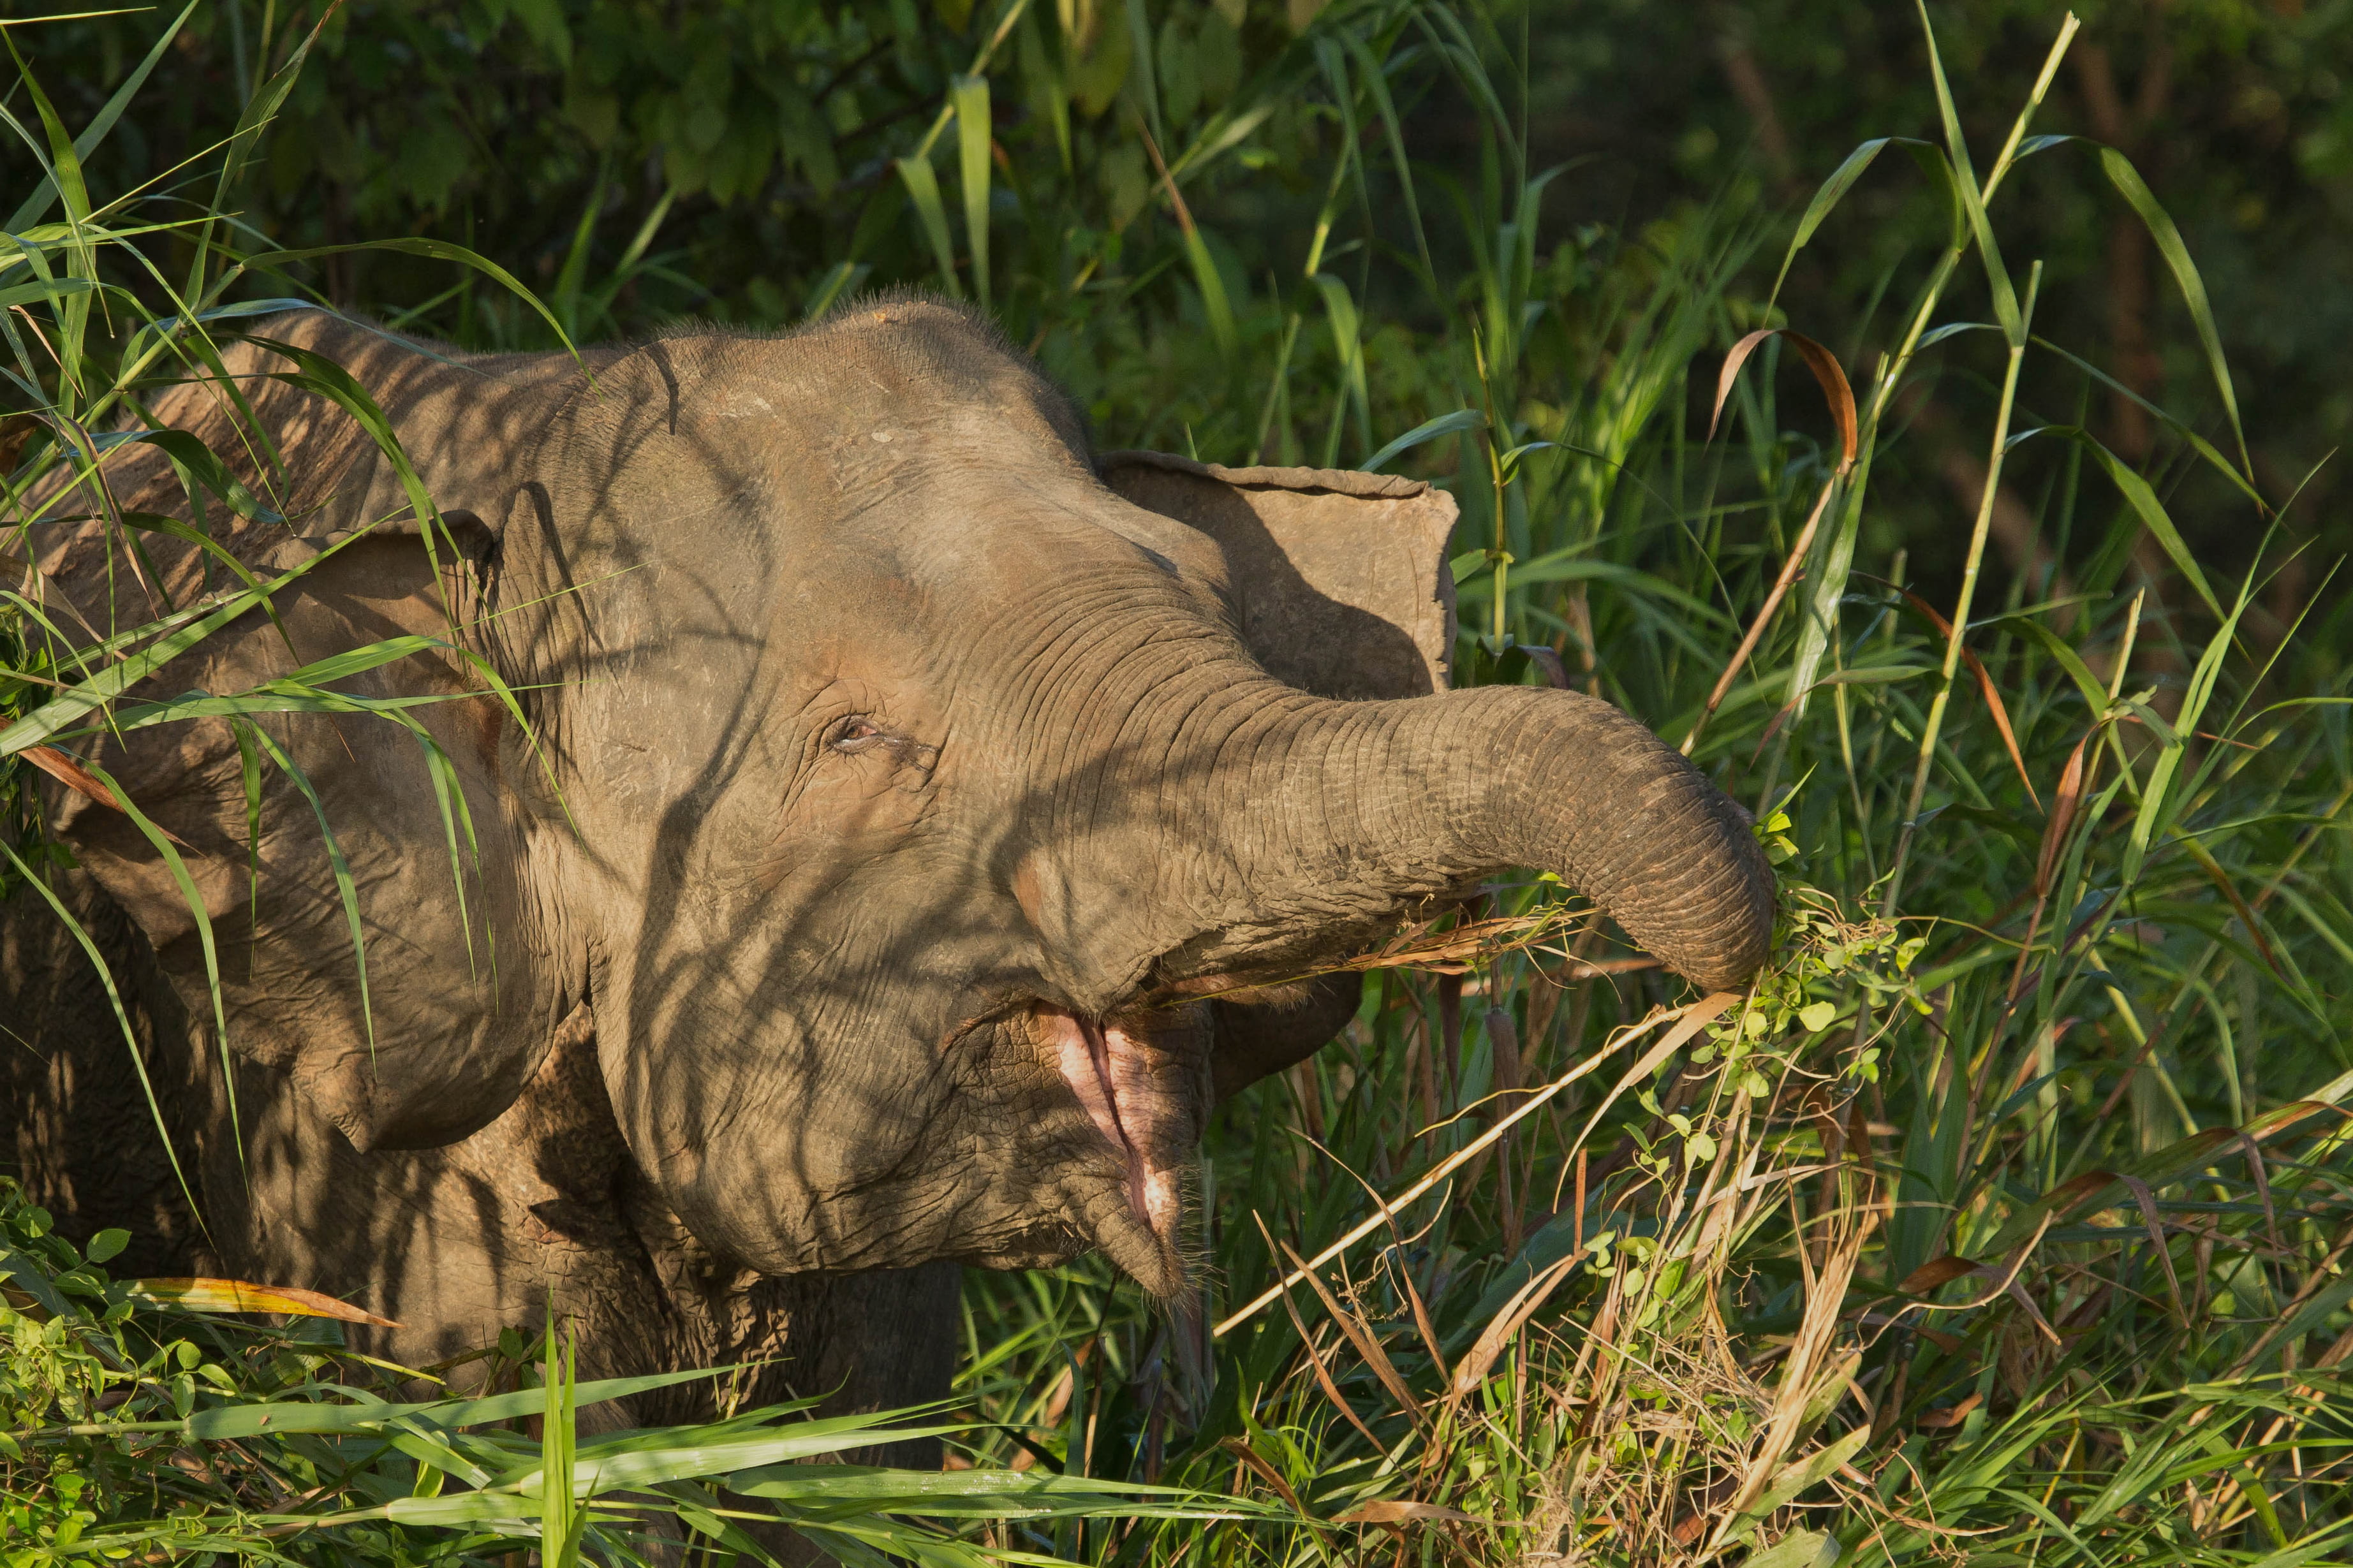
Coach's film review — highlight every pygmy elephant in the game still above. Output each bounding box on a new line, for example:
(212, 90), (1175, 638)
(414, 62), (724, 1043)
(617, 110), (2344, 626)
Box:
(2, 300), (1773, 1441)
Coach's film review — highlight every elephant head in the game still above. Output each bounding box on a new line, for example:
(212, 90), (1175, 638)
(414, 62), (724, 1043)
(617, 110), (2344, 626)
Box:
(50, 300), (1773, 1300)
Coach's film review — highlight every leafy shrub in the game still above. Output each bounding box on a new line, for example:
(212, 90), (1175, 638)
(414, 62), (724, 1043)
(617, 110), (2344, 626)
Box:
(0, 1179), (1237, 1565)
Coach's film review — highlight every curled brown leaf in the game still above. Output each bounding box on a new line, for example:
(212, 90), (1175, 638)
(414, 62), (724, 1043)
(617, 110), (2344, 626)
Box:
(1711, 328), (1859, 474)
(2035, 732), (2091, 896)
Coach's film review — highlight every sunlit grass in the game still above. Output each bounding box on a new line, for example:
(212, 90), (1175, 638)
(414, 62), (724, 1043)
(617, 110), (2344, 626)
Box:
(6, 0), (2351, 1564)
(948, 6), (2353, 1565)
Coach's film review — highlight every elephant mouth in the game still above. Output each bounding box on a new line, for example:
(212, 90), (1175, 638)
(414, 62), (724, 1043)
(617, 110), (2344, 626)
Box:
(1029, 1004), (1202, 1299)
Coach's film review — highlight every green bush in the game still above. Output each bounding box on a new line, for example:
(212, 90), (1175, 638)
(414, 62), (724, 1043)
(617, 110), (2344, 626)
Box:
(0, 1179), (1240, 1565)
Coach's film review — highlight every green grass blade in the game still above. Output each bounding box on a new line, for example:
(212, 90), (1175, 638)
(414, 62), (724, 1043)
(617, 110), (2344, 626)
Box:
(182, 1368), (730, 1442)
(1992, 612), (2114, 717)
(802, 259), (869, 322)
(189, 6), (328, 304)
(895, 155), (961, 298)
(544, 1313), (582, 1565)
(951, 73), (992, 309)
(2030, 332), (2263, 510)
(1311, 272), (1369, 467)
(1366, 407), (1485, 474)
(1, 575), (298, 756)
(235, 722), (375, 1060)
(4, 0), (194, 233)
(0, 40), (100, 371)
(2009, 425), (2224, 620)
(1915, 1), (2019, 344)
(2099, 145), (2251, 479)
(1178, 220), (1238, 364)
(1336, 28), (1435, 294)
(75, 756), (234, 1148)
(1121, 0), (1162, 154)
(530, 1420), (973, 1494)
(239, 238), (577, 357)
(548, 169), (605, 342)
(1767, 137), (1896, 305)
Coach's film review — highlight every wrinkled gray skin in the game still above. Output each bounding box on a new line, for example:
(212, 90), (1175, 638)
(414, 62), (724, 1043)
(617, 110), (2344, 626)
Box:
(3, 302), (1771, 1450)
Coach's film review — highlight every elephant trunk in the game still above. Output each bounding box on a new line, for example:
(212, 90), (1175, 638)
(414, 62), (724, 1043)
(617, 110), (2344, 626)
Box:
(1168, 684), (1776, 994)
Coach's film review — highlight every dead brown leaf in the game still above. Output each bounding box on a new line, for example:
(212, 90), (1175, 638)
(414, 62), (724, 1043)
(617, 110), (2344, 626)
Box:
(1333, 1499), (1481, 1525)
(129, 1277), (398, 1328)
(1218, 1437), (1305, 1514)
(1894, 1255), (1982, 1296)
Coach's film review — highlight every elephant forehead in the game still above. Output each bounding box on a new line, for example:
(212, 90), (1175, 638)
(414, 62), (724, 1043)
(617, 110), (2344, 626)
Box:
(573, 421), (1120, 626)
(648, 317), (1087, 476)
(536, 341), (1207, 645)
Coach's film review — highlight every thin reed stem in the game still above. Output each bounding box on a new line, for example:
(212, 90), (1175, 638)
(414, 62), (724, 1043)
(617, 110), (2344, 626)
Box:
(1884, 261), (2044, 917)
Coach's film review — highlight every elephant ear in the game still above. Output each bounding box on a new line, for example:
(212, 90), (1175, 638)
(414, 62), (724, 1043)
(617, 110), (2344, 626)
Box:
(43, 326), (564, 1154)
(1098, 451), (1459, 699)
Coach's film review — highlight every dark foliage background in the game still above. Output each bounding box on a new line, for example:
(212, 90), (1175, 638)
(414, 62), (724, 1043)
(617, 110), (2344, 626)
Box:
(17, 0), (2352, 602)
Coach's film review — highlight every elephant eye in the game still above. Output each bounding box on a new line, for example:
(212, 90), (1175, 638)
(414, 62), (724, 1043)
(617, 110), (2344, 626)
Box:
(830, 716), (887, 751)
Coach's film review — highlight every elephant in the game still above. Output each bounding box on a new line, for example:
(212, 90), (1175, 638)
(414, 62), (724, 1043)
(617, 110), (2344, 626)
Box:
(1, 298), (1772, 1454)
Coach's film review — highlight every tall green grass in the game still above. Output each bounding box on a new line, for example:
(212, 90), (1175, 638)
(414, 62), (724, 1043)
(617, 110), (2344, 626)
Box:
(1, 1180), (1254, 1564)
(944, 6), (2353, 1565)
(7, 0), (2352, 1564)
